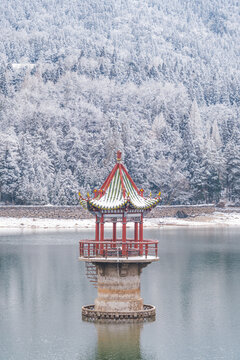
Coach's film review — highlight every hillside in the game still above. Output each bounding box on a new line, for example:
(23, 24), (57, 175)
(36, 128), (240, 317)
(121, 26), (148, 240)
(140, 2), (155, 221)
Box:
(0, 0), (240, 204)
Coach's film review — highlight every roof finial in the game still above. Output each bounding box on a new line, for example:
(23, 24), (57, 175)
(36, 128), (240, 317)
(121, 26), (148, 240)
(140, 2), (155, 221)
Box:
(117, 150), (122, 163)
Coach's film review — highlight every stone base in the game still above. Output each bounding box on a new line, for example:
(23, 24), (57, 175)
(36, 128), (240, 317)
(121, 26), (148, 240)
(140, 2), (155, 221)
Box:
(82, 304), (156, 321)
(95, 263), (146, 312)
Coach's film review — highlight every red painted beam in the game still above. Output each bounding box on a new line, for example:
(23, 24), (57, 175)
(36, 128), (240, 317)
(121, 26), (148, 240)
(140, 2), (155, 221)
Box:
(95, 215), (99, 253)
(121, 164), (139, 193)
(100, 163), (118, 194)
(134, 222), (138, 249)
(102, 164), (118, 195)
(100, 215), (104, 255)
(119, 164), (126, 198)
(113, 222), (117, 243)
(139, 214), (143, 255)
(122, 214), (127, 255)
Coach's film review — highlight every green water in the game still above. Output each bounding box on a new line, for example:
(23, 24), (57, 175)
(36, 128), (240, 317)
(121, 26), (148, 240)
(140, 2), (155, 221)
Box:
(1, 227), (240, 359)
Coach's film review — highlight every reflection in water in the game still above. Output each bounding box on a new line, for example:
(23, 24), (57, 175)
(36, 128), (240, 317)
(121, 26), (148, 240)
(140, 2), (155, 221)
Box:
(1, 228), (240, 360)
(0, 239), (96, 360)
(94, 322), (143, 360)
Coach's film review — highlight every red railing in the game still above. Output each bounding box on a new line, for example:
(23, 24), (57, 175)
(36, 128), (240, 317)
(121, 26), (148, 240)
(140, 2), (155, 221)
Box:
(79, 239), (158, 259)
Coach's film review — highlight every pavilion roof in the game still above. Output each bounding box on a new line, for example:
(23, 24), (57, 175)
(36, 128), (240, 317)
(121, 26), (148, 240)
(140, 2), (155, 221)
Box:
(79, 151), (161, 212)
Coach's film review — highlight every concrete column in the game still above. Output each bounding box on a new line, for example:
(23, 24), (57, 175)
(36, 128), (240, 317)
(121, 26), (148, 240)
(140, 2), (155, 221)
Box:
(95, 263), (144, 312)
(122, 214), (127, 256)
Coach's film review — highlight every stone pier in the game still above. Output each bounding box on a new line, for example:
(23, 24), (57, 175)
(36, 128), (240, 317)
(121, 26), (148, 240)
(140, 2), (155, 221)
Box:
(95, 263), (144, 312)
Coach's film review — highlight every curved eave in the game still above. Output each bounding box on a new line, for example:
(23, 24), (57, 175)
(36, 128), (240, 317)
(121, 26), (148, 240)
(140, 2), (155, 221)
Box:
(129, 197), (160, 210)
(79, 198), (88, 210)
(88, 197), (160, 211)
(88, 198), (127, 211)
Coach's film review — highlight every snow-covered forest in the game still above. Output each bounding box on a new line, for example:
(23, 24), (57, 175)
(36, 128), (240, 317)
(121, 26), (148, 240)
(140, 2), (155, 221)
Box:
(0, 0), (240, 205)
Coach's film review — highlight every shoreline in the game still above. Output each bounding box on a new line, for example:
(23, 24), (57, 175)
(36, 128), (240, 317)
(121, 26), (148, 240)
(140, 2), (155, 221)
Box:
(0, 204), (216, 220)
(0, 211), (239, 234)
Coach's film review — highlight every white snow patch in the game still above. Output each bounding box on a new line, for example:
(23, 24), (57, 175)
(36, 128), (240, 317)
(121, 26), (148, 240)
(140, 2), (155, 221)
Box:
(147, 212), (240, 227)
(12, 63), (35, 70)
(0, 212), (239, 235)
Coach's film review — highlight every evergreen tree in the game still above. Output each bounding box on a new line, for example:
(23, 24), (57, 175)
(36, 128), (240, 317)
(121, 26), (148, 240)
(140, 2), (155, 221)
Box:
(0, 148), (20, 203)
(0, 0), (239, 204)
(225, 142), (240, 203)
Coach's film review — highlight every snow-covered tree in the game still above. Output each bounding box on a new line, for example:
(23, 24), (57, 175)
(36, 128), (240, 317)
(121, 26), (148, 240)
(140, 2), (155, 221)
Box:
(0, 0), (239, 204)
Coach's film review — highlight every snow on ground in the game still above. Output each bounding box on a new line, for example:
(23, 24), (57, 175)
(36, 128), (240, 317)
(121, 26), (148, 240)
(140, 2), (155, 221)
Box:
(0, 217), (96, 231)
(145, 212), (240, 227)
(0, 212), (239, 234)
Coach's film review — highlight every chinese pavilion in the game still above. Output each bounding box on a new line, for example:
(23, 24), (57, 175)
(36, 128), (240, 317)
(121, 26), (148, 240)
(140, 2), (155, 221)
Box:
(79, 151), (161, 320)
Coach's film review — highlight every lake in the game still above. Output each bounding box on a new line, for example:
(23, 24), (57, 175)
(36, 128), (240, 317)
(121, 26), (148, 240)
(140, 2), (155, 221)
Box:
(1, 227), (240, 360)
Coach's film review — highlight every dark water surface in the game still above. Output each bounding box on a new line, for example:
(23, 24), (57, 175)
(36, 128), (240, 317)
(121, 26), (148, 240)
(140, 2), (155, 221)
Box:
(1, 227), (240, 360)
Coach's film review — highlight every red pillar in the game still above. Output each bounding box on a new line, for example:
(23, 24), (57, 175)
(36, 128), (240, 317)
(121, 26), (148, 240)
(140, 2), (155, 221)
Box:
(100, 215), (104, 255)
(122, 214), (127, 256)
(95, 215), (99, 254)
(134, 222), (138, 249)
(139, 214), (143, 255)
(113, 222), (117, 246)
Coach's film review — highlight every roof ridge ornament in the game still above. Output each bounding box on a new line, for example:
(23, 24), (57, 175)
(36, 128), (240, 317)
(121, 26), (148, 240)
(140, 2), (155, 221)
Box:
(117, 150), (122, 163)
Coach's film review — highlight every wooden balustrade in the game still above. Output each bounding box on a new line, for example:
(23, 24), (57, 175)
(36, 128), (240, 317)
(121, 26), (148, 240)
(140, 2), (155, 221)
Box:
(79, 239), (158, 259)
